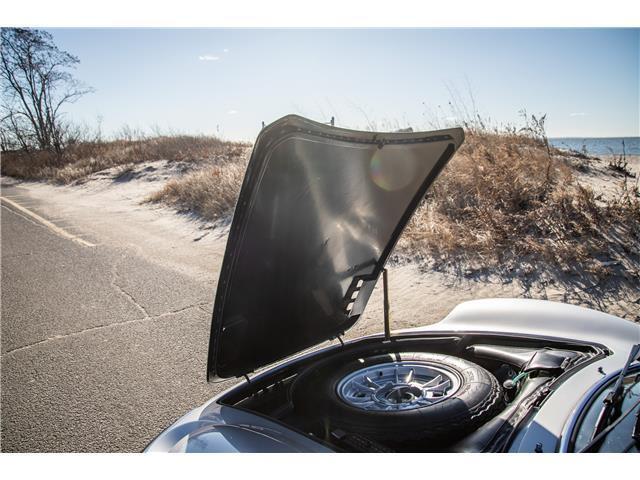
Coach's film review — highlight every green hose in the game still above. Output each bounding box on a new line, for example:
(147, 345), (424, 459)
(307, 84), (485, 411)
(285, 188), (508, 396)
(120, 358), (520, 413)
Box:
(503, 371), (529, 391)
(511, 372), (529, 384)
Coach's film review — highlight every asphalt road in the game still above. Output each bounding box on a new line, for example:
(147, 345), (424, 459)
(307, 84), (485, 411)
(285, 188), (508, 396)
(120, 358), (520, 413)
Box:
(1, 185), (235, 452)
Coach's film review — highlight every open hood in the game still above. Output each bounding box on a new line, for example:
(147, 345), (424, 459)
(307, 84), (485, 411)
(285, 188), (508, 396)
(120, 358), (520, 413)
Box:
(208, 115), (464, 380)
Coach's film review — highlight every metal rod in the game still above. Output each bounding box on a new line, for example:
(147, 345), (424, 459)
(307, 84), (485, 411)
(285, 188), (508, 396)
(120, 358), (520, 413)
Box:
(383, 268), (390, 341)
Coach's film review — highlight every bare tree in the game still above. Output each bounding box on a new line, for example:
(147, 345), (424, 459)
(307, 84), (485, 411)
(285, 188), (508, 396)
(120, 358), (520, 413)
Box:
(0, 28), (92, 153)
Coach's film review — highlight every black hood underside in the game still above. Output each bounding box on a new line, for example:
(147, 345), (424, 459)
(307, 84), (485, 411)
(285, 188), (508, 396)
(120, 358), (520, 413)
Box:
(208, 115), (464, 380)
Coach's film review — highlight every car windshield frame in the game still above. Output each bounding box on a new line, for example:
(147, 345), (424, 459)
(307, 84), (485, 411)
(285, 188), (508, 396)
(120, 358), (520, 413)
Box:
(571, 364), (640, 452)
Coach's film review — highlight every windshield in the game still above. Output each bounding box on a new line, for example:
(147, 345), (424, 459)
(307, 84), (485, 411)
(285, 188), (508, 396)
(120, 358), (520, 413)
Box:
(572, 367), (640, 453)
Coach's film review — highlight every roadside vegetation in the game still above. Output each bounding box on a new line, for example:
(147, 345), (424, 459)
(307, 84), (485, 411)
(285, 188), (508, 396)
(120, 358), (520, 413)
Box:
(145, 154), (248, 220)
(400, 127), (640, 282)
(1, 135), (248, 184)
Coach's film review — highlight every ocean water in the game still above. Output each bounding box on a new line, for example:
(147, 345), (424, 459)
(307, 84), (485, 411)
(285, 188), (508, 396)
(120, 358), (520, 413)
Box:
(549, 137), (640, 156)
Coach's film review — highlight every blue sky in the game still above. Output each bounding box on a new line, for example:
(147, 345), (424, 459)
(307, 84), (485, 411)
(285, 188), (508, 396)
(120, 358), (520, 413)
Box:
(49, 28), (639, 141)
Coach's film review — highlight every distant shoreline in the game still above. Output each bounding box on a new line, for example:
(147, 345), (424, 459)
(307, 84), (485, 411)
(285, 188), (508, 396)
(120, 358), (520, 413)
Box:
(550, 136), (639, 140)
(549, 136), (639, 156)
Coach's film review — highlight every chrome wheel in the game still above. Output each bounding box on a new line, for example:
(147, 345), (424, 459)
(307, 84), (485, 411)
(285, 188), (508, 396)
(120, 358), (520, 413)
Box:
(337, 361), (461, 411)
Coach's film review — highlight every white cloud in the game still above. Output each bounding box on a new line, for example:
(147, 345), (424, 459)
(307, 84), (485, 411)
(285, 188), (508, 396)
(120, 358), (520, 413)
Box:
(569, 112), (587, 117)
(198, 55), (219, 61)
(227, 110), (238, 115)
(223, 48), (229, 53)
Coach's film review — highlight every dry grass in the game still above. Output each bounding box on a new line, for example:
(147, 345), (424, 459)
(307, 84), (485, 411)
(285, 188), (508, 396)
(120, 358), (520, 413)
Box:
(399, 131), (640, 280)
(1, 135), (248, 184)
(146, 128), (639, 283)
(145, 159), (247, 220)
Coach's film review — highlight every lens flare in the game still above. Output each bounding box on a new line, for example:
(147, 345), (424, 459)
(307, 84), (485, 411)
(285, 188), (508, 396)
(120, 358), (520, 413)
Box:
(370, 149), (416, 191)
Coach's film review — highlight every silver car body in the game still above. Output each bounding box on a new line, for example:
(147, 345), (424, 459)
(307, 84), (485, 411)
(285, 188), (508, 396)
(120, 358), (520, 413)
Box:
(145, 298), (640, 452)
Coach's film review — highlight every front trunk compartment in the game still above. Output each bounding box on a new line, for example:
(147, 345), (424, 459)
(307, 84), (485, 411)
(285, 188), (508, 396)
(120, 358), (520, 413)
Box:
(217, 333), (603, 452)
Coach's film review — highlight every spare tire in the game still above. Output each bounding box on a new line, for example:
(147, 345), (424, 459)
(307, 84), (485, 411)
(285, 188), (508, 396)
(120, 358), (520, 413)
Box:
(292, 351), (502, 445)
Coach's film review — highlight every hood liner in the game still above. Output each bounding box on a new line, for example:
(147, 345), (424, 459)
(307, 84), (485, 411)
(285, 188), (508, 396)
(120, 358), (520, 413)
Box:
(208, 115), (464, 380)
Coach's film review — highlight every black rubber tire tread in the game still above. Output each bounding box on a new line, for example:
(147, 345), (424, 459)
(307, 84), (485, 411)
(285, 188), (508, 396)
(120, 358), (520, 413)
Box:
(291, 351), (503, 444)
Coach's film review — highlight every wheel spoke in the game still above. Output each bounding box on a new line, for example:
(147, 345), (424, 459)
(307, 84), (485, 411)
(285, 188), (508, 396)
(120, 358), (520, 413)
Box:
(405, 368), (414, 383)
(430, 379), (452, 394)
(363, 375), (381, 388)
(423, 377), (451, 395)
(421, 374), (443, 389)
(351, 381), (375, 394)
(347, 395), (375, 405)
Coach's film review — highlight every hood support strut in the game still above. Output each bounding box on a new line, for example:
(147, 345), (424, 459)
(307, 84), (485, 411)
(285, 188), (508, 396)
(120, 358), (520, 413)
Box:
(383, 268), (391, 341)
